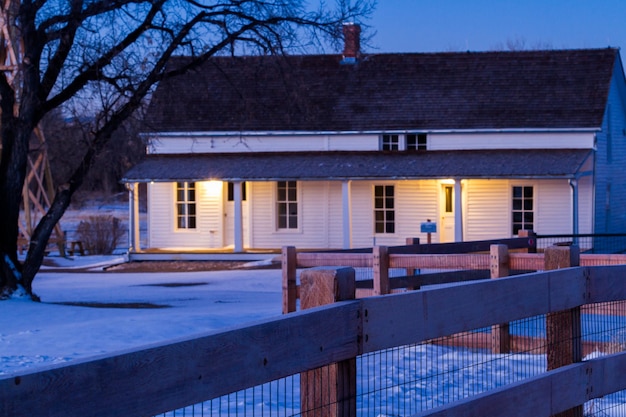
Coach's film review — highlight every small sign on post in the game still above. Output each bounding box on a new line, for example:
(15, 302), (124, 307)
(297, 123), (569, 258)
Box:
(420, 219), (436, 244)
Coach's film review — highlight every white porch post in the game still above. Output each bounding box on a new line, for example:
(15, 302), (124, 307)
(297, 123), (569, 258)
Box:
(126, 183), (141, 253)
(454, 178), (464, 242)
(233, 181), (244, 253)
(342, 180), (353, 249)
(570, 179), (579, 243)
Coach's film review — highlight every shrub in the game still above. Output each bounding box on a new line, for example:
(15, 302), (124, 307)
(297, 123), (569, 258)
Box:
(76, 215), (124, 255)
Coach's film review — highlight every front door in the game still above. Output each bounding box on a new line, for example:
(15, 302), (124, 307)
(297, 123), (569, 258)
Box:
(440, 184), (455, 243)
(224, 182), (248, 249)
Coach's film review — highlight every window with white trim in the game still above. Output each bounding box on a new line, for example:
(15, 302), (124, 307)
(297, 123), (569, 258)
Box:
(380, 133), (427, 150)
(381, 134), (400, 150)
(176, 182), (196, 229)
(277, 181), (298, 229)
(406, 133), (427, 150)
(512, 185), (533, 235)
(374, 185), (395, 234)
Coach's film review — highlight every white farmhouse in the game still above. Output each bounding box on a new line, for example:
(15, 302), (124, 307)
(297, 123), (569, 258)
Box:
(122, 25), (626, 254)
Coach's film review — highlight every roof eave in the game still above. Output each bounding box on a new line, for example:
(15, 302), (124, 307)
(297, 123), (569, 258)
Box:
(141, 127), (601, 138)
(121, 173), (579, 184)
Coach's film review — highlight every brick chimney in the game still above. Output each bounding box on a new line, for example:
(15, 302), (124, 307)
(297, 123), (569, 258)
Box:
(342, 23), (361, 63)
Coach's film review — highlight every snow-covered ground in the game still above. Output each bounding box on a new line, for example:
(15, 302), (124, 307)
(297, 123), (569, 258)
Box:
(1, 256), (282, 375)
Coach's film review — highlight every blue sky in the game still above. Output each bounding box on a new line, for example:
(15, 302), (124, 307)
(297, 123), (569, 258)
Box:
(366, 1), (626, 53)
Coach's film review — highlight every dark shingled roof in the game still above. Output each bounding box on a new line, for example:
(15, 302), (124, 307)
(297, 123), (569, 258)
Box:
(145, 48), (618, 132)
(122, 149), (592, 182)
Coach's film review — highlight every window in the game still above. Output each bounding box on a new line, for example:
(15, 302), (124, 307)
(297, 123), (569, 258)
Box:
(381, 134), (400, 150)
(277, 181), (298, 229)
(512, 186), (533, 235)
(176, 182), (196, 229)
(374, 185), (395, 234)
(381, 133), (427, 151)
(227, 182), (247, 201)
(406, 133), (427, 150)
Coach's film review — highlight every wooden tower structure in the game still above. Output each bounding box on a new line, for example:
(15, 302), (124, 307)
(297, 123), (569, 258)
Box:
(0, 0), (65, 255)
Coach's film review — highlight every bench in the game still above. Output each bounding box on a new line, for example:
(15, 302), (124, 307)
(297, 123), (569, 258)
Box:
(18, 234), (84, 257)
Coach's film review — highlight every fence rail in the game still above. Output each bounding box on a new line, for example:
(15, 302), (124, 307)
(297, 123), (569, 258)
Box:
(282, 234), (626, 311)
(3, 242), (626, 416)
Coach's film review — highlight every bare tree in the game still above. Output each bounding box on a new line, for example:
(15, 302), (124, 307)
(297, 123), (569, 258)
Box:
(0, 0), (374, 299)
(491, 36), (555, 51)
(43, 108), (146, 195)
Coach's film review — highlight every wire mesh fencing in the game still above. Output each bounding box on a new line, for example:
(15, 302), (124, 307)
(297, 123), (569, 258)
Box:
(537, 234), (626, 254)
(581, 301), (626, 416)
(155, 376), (300, 416)
(157, 301), (626, 417)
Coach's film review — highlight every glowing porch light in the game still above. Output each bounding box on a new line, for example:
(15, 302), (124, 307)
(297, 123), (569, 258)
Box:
(201, 180), (223, 197)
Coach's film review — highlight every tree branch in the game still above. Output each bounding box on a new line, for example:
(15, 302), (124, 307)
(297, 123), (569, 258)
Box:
(41, 0), (168, 110)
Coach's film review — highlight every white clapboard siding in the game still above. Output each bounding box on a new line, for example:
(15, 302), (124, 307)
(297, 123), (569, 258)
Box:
(148, 181), (224, 249)
(147, 177), (592, 251)
(395, 180), (439, 244)
(250, 181), (329, 248)
(535, 180), (572, 235)
(595, 73), (626, 233)
(429, 131), (595, 151)
(464, 179), (510, 241)
(247, 181), (271, 248)
(149, 134), (379, 154)
(350, 181), (375, 247)
(578, 175), (593, 234)
(147, 182), (174, 248)
(248, 181), (343, 249)
(197, 181), (224, 248)
(326, 134), (379, 151)
(326, 182), (345, 248)
(250, 179), (442, 250)
(305, 181), (335, 248)
(350, 180), (440, 247)
(149, 131), (596, 154)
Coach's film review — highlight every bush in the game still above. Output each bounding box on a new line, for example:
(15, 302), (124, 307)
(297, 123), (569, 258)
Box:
(76, 215), (124, 255)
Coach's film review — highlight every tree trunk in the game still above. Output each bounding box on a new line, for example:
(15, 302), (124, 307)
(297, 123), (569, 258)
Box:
(0, 123), (30, 298)
(21, 187), (73, 295)
(20, 141), (100, 295)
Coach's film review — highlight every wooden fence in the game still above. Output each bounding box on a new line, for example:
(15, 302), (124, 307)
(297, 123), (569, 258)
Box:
(3, 244), (626, 416)
(282, 234), (539, 313)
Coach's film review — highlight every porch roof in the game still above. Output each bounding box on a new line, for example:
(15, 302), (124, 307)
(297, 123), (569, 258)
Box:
(121, 149), (592, 183)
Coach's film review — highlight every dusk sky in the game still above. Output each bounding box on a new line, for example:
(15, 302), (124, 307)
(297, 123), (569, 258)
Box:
(366, 1), (626, 54)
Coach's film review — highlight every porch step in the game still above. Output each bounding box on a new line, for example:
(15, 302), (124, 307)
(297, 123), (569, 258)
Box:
(128, 252), (277, 262)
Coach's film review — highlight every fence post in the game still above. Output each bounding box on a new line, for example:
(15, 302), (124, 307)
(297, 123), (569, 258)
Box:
(518, 229), (537, 253)
(545, 245), (582, 417)
(490, 244), (511, 354)
(282, 246), (297, 314)
(373, 245), (390, 295)
(405, 237), (420, 278)
(300, 267), (356, 417)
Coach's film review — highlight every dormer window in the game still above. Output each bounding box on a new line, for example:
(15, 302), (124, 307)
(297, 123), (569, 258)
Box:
(406, 133), (427, 150)
(380, 133), (427, 151)
(381, 134), (400, 150)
